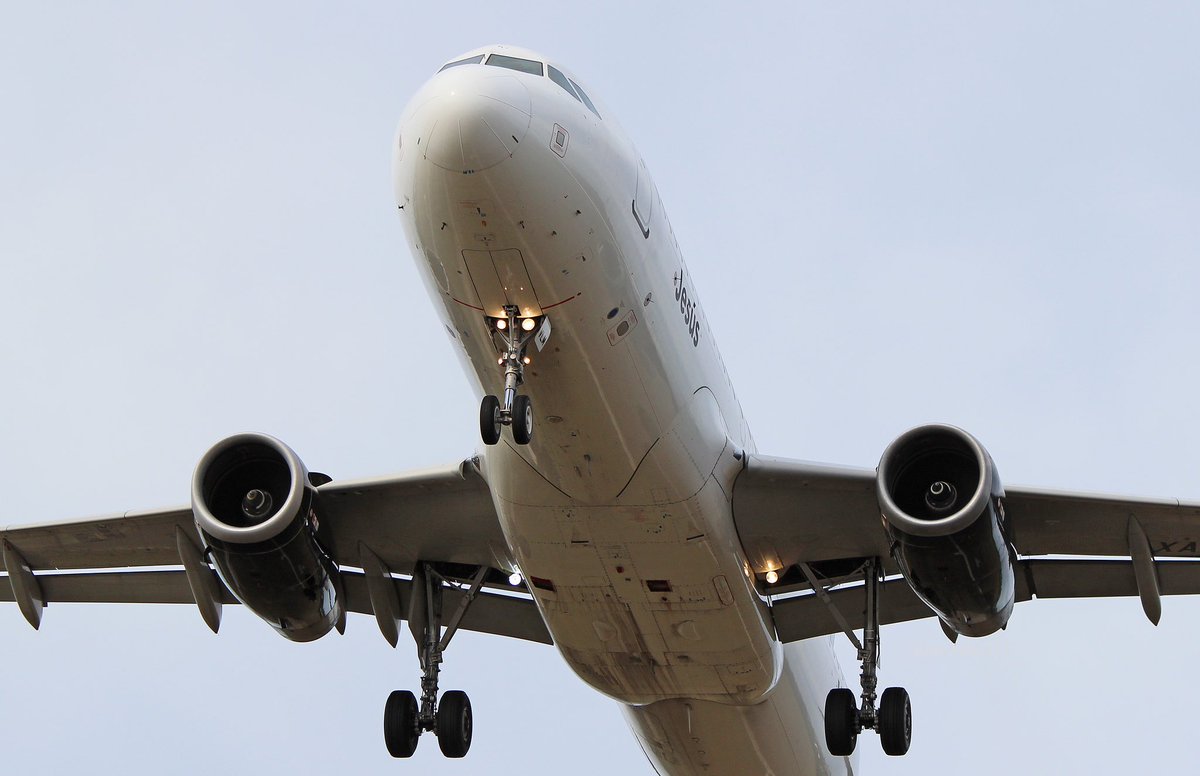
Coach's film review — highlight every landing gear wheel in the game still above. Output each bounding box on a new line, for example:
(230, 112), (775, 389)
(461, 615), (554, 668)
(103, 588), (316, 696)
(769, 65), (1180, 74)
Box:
(879, 687), (912, 756)
(436, 689), (473, 758)
(512, 394), (533, 445)
(824, 688), (859, 756)
(480, 395), (501, 445)
(383, 689), (420, 758)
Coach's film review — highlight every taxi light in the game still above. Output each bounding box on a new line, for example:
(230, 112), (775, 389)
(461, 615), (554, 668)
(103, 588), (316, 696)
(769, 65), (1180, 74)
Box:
(765, 570), (779, 585)
(495, 319), (507, 330)
(521, 317), (536, 331)
(523, 356), (531, 365)
(508, 571), (523, 586)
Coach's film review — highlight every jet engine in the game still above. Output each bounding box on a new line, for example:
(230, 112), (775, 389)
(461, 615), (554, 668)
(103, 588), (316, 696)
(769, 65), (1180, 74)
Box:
(191, 433), (344, 642)
(877, 424), (1015, 637)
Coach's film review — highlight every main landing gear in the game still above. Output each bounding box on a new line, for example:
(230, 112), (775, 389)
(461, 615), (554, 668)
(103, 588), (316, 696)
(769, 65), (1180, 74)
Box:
(480, 305), (542, 446)
(383, 563), (488, 759)
(805, 558), (912, 758)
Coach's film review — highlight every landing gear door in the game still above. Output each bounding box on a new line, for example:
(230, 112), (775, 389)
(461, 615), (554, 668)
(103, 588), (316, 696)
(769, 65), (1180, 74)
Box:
(491, 248), (542, 318)
(461, 248), (543, 318)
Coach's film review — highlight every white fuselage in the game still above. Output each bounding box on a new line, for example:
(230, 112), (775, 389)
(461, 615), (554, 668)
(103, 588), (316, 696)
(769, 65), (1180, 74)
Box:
(392, 46), (854, 776)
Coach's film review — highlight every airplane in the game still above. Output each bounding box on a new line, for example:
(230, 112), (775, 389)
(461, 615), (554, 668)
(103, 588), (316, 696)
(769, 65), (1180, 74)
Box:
(3, 43), (1199, 775)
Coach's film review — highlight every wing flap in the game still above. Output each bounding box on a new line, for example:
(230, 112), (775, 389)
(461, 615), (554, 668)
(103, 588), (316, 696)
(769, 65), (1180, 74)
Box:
(772, 577), (935, 643)
(1022, 558), (1200, 599)
(0, 569), (236, 605)
(0, 569), (551, 645)
(772, 558), (1200, 642)
(341, 573), (551, 645)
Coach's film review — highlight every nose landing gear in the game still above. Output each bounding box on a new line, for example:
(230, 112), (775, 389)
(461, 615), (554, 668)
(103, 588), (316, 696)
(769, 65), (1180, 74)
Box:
(479, 305), (542, 446)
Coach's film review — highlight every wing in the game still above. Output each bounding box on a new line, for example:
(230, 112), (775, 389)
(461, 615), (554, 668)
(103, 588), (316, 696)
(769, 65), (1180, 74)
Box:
(0, 458), (550, 645)
(731, 453), (1200, 640)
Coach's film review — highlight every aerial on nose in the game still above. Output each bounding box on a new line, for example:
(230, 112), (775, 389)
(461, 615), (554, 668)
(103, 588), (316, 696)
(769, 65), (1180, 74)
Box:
(420, 68), (532, 174)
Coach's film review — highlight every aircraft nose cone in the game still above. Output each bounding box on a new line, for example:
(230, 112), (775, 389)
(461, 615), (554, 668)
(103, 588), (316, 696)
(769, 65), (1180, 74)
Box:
(421, 71), (531, 173)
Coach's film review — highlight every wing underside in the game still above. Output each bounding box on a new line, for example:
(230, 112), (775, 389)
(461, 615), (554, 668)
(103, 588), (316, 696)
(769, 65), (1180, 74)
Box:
(0, 459), (550, 645)
(732, 453), (1200, 642)
(7, 448), (1200, 648)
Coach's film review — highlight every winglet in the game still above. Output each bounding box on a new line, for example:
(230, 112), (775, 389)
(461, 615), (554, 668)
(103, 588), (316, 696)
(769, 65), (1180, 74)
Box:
(3, 540), (44, 630)
(1127, 516), (1162, 625)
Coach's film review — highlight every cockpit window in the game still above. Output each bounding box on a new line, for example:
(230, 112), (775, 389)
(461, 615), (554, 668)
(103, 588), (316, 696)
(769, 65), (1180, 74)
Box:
(485, 54), (543, 76)
(548, 66), (582, 103)
(438, 54), (485, 72)
(569, 79), (601, 119)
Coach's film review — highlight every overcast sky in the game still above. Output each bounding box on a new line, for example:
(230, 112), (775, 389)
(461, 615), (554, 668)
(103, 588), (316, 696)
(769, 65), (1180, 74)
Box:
(1, 3), (1198, 774)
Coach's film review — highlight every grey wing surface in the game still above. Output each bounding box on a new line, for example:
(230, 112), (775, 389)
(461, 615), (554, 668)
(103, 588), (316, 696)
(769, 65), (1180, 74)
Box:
(0, 458), (549, 645)
(731, 453), (1200, 641)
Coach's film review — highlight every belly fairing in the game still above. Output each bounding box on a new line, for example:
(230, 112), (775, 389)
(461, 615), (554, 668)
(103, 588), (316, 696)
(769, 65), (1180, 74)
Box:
(482, 390), (781, 706)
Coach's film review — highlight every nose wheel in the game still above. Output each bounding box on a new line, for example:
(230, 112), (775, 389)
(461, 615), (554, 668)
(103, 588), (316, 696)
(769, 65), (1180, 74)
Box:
(479, 306), (544, 446)
(480, 395), (502, 446)
(511, 395), (533, 445)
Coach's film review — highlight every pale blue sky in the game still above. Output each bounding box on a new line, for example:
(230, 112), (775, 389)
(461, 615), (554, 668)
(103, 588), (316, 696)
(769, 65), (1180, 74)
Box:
(1, 3), (1198, 773)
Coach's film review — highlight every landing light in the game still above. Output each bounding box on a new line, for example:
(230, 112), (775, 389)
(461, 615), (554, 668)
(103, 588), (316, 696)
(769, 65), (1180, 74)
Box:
(523, 356), (531, 365)
(765, 570), (779, 585)
(521, 317), (536, 331)
(508, 571), (523, 586)
(495, 319), (507, 330)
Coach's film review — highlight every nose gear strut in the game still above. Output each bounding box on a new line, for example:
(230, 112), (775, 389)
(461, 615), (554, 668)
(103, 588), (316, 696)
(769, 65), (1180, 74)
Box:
(479, 305), (542, 446)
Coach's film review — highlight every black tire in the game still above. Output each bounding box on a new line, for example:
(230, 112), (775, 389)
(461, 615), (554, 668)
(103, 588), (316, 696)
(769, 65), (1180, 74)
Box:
(512, 394), (533, 445)
(480, 395), (501, 445)
(436, 690), (473, 758)
(879, 686), (912, 756)
(384, 690), (420, 758)
(824, 688), (859, 757)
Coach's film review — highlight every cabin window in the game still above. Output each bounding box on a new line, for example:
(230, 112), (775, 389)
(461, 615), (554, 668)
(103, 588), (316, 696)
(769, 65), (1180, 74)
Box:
(485, 54), (543, 76)
(438, 54), (484, 72)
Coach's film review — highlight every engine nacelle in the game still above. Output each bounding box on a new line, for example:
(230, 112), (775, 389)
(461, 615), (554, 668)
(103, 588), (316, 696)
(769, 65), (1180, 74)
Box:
(191, 433), (343, 642)
(877, 424), (1015, 637)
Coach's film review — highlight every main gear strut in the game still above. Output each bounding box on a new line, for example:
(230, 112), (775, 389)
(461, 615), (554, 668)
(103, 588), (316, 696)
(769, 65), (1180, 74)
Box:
(383, 563), (487, 759)
(803, 557), (913, 757)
